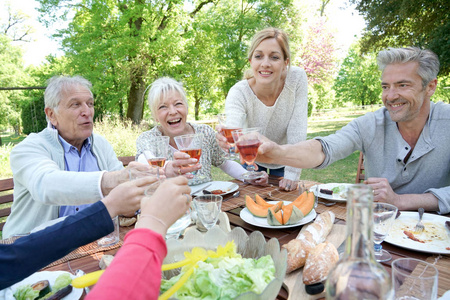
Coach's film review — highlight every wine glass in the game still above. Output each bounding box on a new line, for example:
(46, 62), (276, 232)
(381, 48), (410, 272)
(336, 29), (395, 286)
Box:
(231, 127), (265, 180)
(142, 136), (169, 180)
(217, 112), (246, 159)
(144, 181), (191, 240)
(193, 195), (222, 231)
(174, 133), (204, 184)
(373, 202), (398, 262)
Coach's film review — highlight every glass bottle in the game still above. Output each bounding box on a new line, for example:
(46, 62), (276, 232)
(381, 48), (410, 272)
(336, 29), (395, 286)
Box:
(325, 184), (393, 299)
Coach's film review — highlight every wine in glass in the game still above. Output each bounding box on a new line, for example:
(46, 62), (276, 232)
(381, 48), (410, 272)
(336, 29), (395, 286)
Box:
(232, 127), (265, 180)
(142, 136), (170, 180)
(193, 195), (222, 231)
(373, 202), (398, 262)
(174, 133), (204, 184)
(217, 112), (246, 159)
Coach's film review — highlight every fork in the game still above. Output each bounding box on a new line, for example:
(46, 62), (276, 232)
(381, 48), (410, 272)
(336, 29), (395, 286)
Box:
(414, 207), (425, 233)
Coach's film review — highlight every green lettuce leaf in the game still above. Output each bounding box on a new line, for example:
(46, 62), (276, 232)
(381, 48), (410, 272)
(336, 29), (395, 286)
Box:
(13, 285), (39, 300)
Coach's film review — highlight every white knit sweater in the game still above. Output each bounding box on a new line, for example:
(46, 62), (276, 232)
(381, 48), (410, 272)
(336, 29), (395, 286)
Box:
(225, 66), (308, 181)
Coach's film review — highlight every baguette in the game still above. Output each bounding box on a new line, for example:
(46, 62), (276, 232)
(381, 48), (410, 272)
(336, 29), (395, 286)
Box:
(283, 211), (335, 273)
(302, 241), (339, 285)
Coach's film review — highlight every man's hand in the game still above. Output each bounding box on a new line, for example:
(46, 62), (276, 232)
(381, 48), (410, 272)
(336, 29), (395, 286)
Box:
(101, 162), (154, 196)
(279, 178), (298, 192)
(364, 177), (398, 203)
(246, 171), (270, 186)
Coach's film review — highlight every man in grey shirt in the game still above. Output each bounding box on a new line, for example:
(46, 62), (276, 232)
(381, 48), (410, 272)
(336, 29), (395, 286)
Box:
(255, 47), (450, 214)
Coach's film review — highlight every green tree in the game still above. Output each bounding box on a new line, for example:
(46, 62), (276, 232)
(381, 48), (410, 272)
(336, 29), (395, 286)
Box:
(350, 0), (450, 75)
(333, 44), (381, 106)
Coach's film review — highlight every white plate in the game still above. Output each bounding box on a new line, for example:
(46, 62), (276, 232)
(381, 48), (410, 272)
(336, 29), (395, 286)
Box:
(384, 212), (450, 254)
(190, 181), (239, 197)
(2, 271), (83, 300)
(240, 201), (317, 229)
(310, 183), (353, 202)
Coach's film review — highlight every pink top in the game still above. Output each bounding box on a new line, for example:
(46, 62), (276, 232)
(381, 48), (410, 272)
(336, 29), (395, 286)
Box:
(86, 228), (167, 300)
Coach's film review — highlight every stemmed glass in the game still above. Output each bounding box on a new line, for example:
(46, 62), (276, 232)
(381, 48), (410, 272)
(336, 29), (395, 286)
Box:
(217, 112), (246, 159)
(231, 127), (265, 180)
(193, 195), (222, 231)
(174, 133), (204, 184)
(144, 181), (191, 240)
(142, 136), (169, 180)
(373, 202), (398, 262)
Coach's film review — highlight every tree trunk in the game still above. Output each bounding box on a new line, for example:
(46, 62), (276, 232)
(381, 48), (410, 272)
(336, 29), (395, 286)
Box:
(126, 66), (146, 124)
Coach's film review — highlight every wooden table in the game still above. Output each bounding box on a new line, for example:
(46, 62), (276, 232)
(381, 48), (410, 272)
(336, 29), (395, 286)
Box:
(42, 176), (450, 299)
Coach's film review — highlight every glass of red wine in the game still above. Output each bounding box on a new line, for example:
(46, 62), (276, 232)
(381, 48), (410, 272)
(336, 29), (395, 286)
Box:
(217, 112), (246, 159)
(231, 127), (265, 180)
(174, 133), (205, 184)
(142, 135), (169, 180)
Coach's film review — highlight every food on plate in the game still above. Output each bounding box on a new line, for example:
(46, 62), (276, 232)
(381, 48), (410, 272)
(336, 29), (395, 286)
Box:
(303, 242), (339, 285)
(403, 230), (425, 243)
(31, 280), (51, 298)
(319, 188), (333, 195)
(13, 273), (72, 300)
(160, 241), (276, 299)
(331, 185), (348, 199)
(245, 192), (315, 225)
(283, 211), (335, 273)
(210, 189), (224, 194)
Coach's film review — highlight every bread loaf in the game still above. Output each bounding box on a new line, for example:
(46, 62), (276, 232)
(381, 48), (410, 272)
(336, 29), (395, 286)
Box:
(283, 211), (335, 273)
(119, 216), (137, 227)
(302, 242), (339, 285)
(99, 254), (114, 269)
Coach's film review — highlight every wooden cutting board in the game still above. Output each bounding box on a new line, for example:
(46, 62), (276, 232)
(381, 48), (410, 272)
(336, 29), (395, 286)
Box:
(283, 224), (346, 300)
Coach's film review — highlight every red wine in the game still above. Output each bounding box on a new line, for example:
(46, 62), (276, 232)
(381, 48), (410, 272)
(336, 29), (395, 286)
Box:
(147, 157), (166, 168)
(236, 139), (261, 163)
(221, 127), (240, 143)
(180, 148), (202, 161)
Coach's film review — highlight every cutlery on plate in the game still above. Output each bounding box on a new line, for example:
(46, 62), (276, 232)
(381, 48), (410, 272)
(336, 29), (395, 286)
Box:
(318, 200), (337, 207)
(191, 183), (212, 196)
(414, 208), (425, 233)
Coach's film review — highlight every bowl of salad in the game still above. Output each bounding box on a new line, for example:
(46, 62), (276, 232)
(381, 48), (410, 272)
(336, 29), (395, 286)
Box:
(160, 226), (287, 299)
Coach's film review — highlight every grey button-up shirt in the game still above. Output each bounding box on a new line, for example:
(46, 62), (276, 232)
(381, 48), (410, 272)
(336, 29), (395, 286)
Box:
(315, 101), (450, 214)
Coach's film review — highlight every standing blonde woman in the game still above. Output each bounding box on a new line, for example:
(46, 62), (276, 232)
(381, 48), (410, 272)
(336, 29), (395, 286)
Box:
(218, 27), (308, 191)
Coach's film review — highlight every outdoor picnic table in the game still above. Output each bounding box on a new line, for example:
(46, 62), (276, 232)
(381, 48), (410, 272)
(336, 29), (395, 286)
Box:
(40, 175), (449, 299)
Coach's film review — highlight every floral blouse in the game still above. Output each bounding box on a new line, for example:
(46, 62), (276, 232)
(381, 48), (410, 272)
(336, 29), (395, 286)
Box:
(136, 123), (227, 184)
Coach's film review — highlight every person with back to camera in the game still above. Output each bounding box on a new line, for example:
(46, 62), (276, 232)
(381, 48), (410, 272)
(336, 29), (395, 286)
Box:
(216, 27), (308, 192)
(3, 75), (196, 239)
(256, 47), (450, 214)
(136, 77), (269, 187)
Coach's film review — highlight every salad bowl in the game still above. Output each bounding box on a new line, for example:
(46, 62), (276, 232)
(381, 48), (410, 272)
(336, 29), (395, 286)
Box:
(163, 226), (288, 299)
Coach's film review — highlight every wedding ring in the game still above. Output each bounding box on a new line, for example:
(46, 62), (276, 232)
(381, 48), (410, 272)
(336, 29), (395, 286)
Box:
(286, 184), (291, 190)
(184, 193), (191, 205)
(178, 168), (182, 176)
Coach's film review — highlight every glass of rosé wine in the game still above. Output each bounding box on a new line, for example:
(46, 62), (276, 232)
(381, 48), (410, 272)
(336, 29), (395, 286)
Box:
(232, 127), (265, 180)
(174, 133), (205, 184)
(142, 136), (170, 180)
(217, 112), (246, 159)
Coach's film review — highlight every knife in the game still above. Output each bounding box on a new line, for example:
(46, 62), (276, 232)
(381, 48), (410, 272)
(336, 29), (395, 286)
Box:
(190, 183), (212, 196)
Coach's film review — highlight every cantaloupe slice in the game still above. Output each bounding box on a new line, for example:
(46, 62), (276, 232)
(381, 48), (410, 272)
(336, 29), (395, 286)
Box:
(282, 202), (304, 225)
(267, 201), (284, 225)
(245, 195), (269, 217)
(255, 193), (273, 208)
(296, 192), (315, 216)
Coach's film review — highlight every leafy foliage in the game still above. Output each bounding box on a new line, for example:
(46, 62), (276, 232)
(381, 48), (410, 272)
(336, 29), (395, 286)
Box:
(333, 44), (381, 106)
(21, 95), (47, 135)
(351, 0), (450, 75)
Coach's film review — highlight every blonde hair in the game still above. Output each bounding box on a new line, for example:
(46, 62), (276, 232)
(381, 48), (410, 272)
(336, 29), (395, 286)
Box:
(147, 77), (188, 122)
(244, 27), (291, 79)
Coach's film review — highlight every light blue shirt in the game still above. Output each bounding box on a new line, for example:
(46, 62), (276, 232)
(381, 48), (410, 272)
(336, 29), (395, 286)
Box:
(59, 136), (100, 217)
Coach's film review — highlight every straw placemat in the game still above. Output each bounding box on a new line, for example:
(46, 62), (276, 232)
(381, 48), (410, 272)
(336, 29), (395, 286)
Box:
(222, 180), (348, 221)
(426, 255), (450, 297)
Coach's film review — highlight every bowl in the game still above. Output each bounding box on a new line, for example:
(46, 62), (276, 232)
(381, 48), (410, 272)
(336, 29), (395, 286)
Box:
(163, 226), (287, 299)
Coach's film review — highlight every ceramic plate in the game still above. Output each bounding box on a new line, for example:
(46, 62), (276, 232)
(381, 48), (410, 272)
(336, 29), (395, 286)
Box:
(240, 201), (316, 229)
(310, 183), (353, 202)
(384, 212), (450, 254)
(190, 181), (239, 197)
(2, 271), (82, 300)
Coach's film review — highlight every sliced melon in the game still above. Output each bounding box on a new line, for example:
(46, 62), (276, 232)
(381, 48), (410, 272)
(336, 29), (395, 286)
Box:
(267, 201), (284, 226)
(245, 195), (269, 217)
(283, 203), (304, 225)
(255, 193), (274, 208)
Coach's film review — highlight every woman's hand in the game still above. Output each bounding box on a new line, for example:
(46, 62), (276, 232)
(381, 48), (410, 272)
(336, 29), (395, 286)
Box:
(136, 177), (191, 236)
(165, 151), (201, 178)
(279, 178), (298, 192)
(215, 124), (230, 152)
(246, 171), (269, 186)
